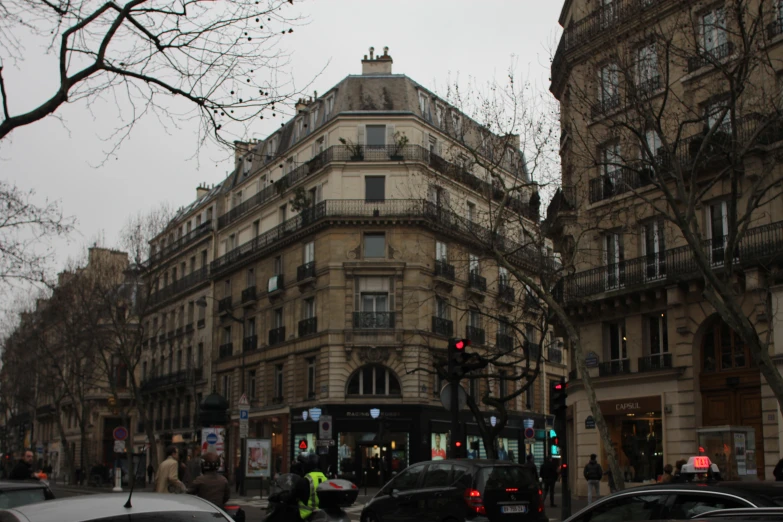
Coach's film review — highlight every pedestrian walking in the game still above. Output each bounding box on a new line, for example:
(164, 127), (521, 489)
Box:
(155, 445), (186, 493)
(540, 457), (559, 507)
(147, 464), (154, 485)
(774, 458), (783, 481)
(188, 452), (230, 507)
(9, 450), (39, 480)
(234, 463), (243, 493)
(523, 454), (539, 482)
(583, 454), (603, 504)
(661, 464), (674, 483)
(186, 449), (203, 486)
(673, 459), (687, 482)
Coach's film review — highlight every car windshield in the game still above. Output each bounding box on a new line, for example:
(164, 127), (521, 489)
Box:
(475, 466), (536, 494)
(0, 488), (46, 509)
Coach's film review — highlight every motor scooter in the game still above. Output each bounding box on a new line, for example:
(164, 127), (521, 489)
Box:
(223, 503), (246, 522)
(263, 475), (358, 522)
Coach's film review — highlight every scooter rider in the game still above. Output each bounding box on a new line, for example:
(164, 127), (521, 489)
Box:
(298, 453), (328, 520)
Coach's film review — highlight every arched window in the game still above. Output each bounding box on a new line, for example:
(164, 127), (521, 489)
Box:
(702, 318), (749, 373)
(347, 365), (402, 396)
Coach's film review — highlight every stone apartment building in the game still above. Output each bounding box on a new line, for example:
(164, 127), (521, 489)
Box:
(548, 0), (783, 494)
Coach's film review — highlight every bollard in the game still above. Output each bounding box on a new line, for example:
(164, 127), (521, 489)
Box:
(112, 467), (122, 492)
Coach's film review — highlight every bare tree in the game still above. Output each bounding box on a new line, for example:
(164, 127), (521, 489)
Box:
(0, 181), (74, 288)
(0, 0), (318, 149)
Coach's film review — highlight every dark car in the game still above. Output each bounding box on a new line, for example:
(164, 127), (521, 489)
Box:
(360, 459), (545, 522)
(0, 480), (55, 510)
(698, 507), (783, 520)
(563, 481), (783, 522)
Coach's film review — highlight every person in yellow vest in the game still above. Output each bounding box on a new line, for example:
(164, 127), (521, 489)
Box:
(297, 453), (328, 520)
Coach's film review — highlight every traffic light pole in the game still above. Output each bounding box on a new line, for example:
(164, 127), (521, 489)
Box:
(450, 374), (460, 458)
(555, 377), (571, 519)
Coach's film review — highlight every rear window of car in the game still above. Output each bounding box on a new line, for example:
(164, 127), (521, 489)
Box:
(475, 466), (537, 494)
(0, 488), (46, 509)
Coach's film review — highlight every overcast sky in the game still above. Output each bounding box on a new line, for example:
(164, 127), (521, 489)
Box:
(0, 0), (563, 311)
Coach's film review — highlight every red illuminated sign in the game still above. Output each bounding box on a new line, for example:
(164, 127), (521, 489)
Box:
(693, 456), (710, 469)
(299, 440), (308, 450)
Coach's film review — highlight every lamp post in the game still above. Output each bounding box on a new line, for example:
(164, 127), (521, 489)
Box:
(195, 295), (249, 497)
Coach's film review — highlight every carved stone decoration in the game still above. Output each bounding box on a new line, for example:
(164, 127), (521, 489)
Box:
(347, 244), (362, 260)
(388, 244), (398, 259)
(358, 346), (391, 364)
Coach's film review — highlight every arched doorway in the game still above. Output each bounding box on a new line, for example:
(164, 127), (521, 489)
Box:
(699, 316), (765, 479)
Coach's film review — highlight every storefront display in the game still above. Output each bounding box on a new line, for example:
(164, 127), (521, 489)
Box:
(431, 432), (448, 460)
(599, 397), (663, 483)
(696, 426), (757, 480)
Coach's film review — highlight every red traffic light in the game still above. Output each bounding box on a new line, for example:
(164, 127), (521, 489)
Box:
(455, 441), (462, 447)
(554, 383), (565, 390)
(298, 439), (308, 450)
(561, 463), (568, 470)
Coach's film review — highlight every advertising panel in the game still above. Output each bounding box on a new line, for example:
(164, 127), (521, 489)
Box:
(201, 427), (226, 472)
(245, 439), (272, 478)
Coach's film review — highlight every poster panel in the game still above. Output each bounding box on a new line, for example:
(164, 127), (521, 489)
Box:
(245, 439), (272, 478)
(201, 427), (226, 472)
(431, 432), (448, 460)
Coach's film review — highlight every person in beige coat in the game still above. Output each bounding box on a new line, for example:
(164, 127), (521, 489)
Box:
(156, 446), (185, 493)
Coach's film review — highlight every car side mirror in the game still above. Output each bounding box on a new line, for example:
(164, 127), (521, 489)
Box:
(390, 489), (400, 499)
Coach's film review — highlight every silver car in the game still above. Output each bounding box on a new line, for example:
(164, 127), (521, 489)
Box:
(0, 492), (234, 522)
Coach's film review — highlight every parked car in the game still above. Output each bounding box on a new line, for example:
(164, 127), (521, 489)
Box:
(360, 459), (546, 522)
(0, 480), (55, 510)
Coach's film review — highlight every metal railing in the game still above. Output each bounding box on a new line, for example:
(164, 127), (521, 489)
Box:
(269, 326), (286, 346)
(172, 418), (181, 429)
(599, 359), (631, 376)
(218, 343), (233, 358)
(243, 335), (258, 352)
(298, 317), (317, 337)
(591, 93), (621, 118)
(197, 318), (205, 328)
(564, 220), (783, 302)
(524, 341), (540, 360)
(241, 286), (257, 303)
(216, 145), (538, 231)
(498, 284), (515, 302)
(149, 267), (209, 307)
(636, 75), (661, 96)
(769, 18), (783, 39)
(639, 353), (673, 372)
(468, 271), (487, 292)
(559, 0), (664, 53)
(688, 41), (735, 73)
(353, 312), (395, 329)
(432, 316), (453, 337)
(548, 347), (564, 364)
(148, 222), (212, 265)
(466, 325), (485, 345)
(218, 296), (232, 313)
(496, 333), (514, 351)
(434, 260), (455, 281)
(297, 261), (315, 281)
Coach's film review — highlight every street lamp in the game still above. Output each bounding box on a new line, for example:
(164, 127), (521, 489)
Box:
(195, 295), (249, 496)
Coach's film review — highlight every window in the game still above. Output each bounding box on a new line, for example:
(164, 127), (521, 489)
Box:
(419, 92), (431, 120)
(279, 204), (287, 224)
(295, 118), (304, 140)
(607, 321), (628, 361)
(223, 326), (231, 345)
(599, 63), (619, 108)
(253, 220), (260, 237)
(186, 346), (192, 369)
(364, 233), (386, 258)
(311, 108), (320, 131)
(247, 268), (255, 288)
(647, 314), (668, 355)
(197, 343), (203, 367)
(701, 7), (727, 54)
(643, 129), (662, 160)
(435, 105), (445, 128)
(248, 370), (256, 400)
(436, 241), (448, 262)
(422, 463), (452, 488)
(451, 112), (462, 135)
(602, 141), (621, 177)
(306, 357), (316, 398)
(499, 371), (507, 398)
(435, 296), (449, 319)
(636, 43), (658, 89)
(274, 308), (284, 329)
(469, 253), (480, 275)
(526, 384), (534, 409)
(385, 464), (425, 492)
(366, 125), (386, 147)
(604, 231), (624, 289)
(498, 266), (509, 286)
(304, 297), (316, 319)
(361, 292), (388, 313)
(325, 95), (334, 119)
(703, 318), (748, 372)
(365, 176), (385, 202)
(467, 202), (476, 222)
(304, 241), (314, 264)
(428, 185), (449, 207)
(245, 317), (256, 338)
(224, 279), (231, 298)
(274, 255), (282, 275)
(346, 365), (402, 396)
(222, 375), (231, 401)
(201, 250), (208, 268)
(584, 494), (668, 522)
(669, 494), (747, 520)
(243, 154), (252, 175)
(176, 350), (182, 372)
(468, 309), (481, 329)
(142, 361), (147, 382)
(274, 364), (284, 398)
(642, 220), (665, 279)
(706, 99), (730, 132)
(708, 201), (729, 263)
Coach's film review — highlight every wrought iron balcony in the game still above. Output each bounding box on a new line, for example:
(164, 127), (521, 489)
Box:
(353, 312), (395, 329)
(269, 326), (286, 346)
(431, 316), (453, 337)
(241, 286), (257, 303)
(688, 42), (735, 73)
(149, 267), (210, 307)
(186, 323), (194, 333)
(524, 341), (540, 360)
(197, 318), (206, 328)
(297, 261), (315, 282)
(140, 369), (202, 392)
(639, 353), (673, 372)
(243, 335), (258, 352)
(298, 317), (317, 337)
(591, 94), (621, 118)
(219, 343), (233, 358)
(563, 220), (783, 303)
(468, 271), (487, 293)
(466, 325), (485, 345)
(496, 333), (514, 351)
(636, 75), (661, 96)
(218, 296), (232, 314)
(548, 347), (564, 364)
(498, 284), (514, 302)
(434, 260), (455, 281)
(148, 222), (213, 265)
(599, 359), (632, 377)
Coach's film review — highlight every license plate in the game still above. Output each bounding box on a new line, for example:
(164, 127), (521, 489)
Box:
(502, 505), (528, 514)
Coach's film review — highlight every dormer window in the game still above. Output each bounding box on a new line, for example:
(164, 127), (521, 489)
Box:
(436, 104), (445, 127)
(296, 118), (305, 140)
(451, 112), (462, 135)
(419, 92), (431, 121)
(243, 153), (252, 175)
(311, 106), (320, 130)
(325, 96), (334, 120)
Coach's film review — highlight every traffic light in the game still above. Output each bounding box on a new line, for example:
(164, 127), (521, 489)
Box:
(448, 338), (472, 378)
(551, 378), (567, 416)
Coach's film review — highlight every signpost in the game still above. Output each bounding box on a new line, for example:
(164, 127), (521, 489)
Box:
(319, 415), (332, 440)
(524, 427), (535, 440)
(238, 394), (250, 496)
(112, 426), (128, 492)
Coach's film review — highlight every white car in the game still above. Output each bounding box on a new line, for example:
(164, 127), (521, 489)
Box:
(0, 492), (235, 522)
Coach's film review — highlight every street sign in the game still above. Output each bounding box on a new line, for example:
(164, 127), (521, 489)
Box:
(36, 445), (43, 455)
(239, 423), (248, 438)
(239, 410), (249, 420)
(316, 439), (335, 447)
(113, 426), (128, 441)
(238, 394), (249, 406)
(114, 440), (126, 453)
(524, 427), (535, 440)
(298, 439), (308, 450)
(319, 415), (332, 439)
(440, 383), (468, 411)
(585, 416), (596, 429)
(585, 352), (599, 368)
(206, 433), (219, 445)
(239, 394), (250, 439)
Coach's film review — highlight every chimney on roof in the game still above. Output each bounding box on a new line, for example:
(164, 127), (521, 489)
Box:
(362, 46), (393, 75)
(295, 97), (308, 113)
(196, 183), (209, 200)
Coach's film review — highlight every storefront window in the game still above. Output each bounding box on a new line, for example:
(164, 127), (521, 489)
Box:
(605, 417), (663, 482)
(337, 432), (408, 484)
(431, 433), (448, 460)
(466, 435), (519, 462)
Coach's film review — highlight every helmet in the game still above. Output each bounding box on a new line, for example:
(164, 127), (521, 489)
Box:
(297, 452), (320, 473)
(202, 452), (219, 472)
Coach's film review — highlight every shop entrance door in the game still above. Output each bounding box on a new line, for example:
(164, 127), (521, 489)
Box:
(355, 434), (408, 487)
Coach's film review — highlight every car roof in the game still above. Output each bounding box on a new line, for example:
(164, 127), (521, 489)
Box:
(628, 481), (783, 498)
(415, 459), (523, 468)
(0, 481), (48, 492)
(3, 493), (220, 522)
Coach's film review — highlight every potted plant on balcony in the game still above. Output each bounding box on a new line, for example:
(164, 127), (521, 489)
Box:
(289, 186), (312, 213)
(339, 137), (364, 161)
(390, 131), (409, 161)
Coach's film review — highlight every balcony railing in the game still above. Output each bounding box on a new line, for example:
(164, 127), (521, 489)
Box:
(434, 260), (455, 281)
(149, 267), (211, 307)
(466, 325), (485, 345)
(297, 261), (315, 281)
(524, 341), (540, 360)
(172, 418), (181, 429)
(498, 284), (515, 302)
(219, 343), (233, 358)
(298, 317), (317, 337)
(635, 75), (661, 96)
(548, 347), (564, 365)
(353, 312), (395, 329)
(599, 359), (632, 377)
(182, 415), (191, 428)
(639, 353), (673, 372)
(148, 222), (212, 265)
(197, 318), (206, 328)
(769, 18), (783, 39)
(210, 199), (553, 276)
(559, 0), (664, 53)
(468, 271), (487, 292)
(243, 335), (258, 352)
(269, 326), (286, 346)
(218, 296), (232, 314)
(564, 220), (783, 302)
(164, 419), (171, 430)
(241, 286), (257, 303)
(141, 369), (202, 392)
(688, 42), (735, 73)
(186, 323), (194, 333)
(591, 94), (621, 118)
(496, 333), (514, 351)
(431, 316), (453, 337)
(215, 145), (537, 231)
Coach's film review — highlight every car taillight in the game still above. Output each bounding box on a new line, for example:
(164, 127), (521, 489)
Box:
(224, 506), (239, 511)
(505, 488), (518, 492)
(464, 488), (486, 515)
(537, 489), (544, 513)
